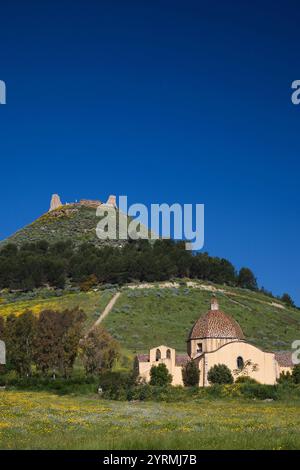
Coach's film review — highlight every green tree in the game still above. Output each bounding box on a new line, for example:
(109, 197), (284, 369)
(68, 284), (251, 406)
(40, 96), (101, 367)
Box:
(0, 316), (4, 338)
(149, 363), (172, 386)
(34, 310), (61, 376)
(59, 308), (86, 377)
(34, 308), (85, 377)
(80, 325), (120, 375)
(277, 370), (293, 384)
(237, 267), (257, 290)
(5, 311), (36, 376)
(292, 364), (300, 384)
(281, 293), (295, 308)
(182, 360), (200, 387)
(207, 364), (234, 385)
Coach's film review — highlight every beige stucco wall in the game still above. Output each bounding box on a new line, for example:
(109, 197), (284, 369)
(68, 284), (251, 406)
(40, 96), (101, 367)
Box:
(138, 342), (290, 388)
(188, 337), (236, 358)
(138, 345), (184, 386)
(201, 341), (277, 386)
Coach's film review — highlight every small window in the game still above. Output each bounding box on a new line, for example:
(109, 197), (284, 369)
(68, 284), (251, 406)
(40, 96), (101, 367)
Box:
(237, 356), (244, 370)
(156, 349), (161, 361)
(197, 343), (203, 353)
(166, 349), (171, 359)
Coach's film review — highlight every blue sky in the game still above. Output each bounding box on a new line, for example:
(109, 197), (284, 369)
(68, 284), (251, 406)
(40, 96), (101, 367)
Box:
(0, 1), (299, 303)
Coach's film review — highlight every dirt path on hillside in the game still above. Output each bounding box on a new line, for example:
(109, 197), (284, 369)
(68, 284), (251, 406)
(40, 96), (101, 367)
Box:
(87, 292), (121, 335)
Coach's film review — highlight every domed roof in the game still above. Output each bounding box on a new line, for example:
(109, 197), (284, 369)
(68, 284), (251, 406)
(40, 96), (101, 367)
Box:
(188, 296), (244, 340)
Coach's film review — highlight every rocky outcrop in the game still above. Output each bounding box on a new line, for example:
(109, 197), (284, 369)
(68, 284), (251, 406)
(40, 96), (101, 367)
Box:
(49, 194), (62, 211)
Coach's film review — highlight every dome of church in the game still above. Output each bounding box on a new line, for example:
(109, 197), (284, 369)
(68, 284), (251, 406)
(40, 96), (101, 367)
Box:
(188, 296), (244, 340)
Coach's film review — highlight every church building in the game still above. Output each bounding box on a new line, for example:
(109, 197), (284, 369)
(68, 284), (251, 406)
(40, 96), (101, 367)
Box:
(136, 296), (293, 386)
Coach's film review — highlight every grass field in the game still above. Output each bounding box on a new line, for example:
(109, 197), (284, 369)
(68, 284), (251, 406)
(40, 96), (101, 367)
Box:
(103, 285), (300, 352)
(0, 390), (300, 449)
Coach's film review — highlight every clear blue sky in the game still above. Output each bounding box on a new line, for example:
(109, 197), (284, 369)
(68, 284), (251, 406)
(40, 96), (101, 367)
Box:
(0, 1), (299, 304)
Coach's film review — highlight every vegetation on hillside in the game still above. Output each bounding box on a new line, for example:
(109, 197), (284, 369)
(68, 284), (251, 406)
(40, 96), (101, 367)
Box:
(0, 239), (293, 306)
(103, 286), (300, 352)
(1, 205), (127, 249)
(1, 309), (119, 378)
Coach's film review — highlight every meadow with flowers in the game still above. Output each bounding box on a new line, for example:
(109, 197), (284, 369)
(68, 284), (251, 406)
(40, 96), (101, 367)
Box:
(0, 390), (300, 449)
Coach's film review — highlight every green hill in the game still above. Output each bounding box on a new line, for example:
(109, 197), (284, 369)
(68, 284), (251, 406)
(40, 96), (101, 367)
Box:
(0, 204), (128, 248)
(1, 281), (299, 354)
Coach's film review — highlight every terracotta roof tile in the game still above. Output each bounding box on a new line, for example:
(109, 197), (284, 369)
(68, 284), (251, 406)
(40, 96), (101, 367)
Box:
(274, 351), (294, 367)
(188, 309), (244, 340)
(137, 354), (149, 362)
(175, 354), (190, 366)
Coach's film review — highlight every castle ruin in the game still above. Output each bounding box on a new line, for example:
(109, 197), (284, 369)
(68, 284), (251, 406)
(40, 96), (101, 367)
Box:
(48, 194), (117, 212)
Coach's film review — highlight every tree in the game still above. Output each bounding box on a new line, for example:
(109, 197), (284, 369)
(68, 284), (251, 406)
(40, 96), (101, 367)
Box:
(207, 364), (233, 385)
(237, 267), (257, 290)
(233, 359), (259, 378)
(277, 370), (293, 384)
(59, 308), (86, 377)
(5, 311), (37, 376)
(34, 310), (63, 376)
(34, 308), (85, 377)
(292, 364), (300, 384)
(80, 274), (98, 292)
(182, 360), (200, 387)
(80, 325), (120, 375)
(281, 293), (295, 308)
(0, 316), (4, 338)
(149, 363), (172, 386)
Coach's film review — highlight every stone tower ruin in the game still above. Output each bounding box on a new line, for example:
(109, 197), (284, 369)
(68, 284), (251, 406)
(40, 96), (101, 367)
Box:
(49, 194), (62, 211)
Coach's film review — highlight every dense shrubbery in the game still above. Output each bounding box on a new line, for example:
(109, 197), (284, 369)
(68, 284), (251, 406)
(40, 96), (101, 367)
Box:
(207, 364), (234, 385)
(100, 379), (300, 402)
(182, 360), (200, 386)
(1, 366), (300, 402)
(0, 239), (259, 292)
(150, 363), (173, 386)
(0, 371), (99, 395)
(1, 309), (119, 379)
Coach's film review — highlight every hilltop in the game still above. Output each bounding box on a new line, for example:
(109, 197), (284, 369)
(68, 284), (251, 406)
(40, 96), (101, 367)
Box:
(1, 194), (127, 248)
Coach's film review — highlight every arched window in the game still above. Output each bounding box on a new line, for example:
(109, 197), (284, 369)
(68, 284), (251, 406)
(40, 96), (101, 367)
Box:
(237, 356), (244, 370)
(197, 343), (203, 354)
(166, 349), (171, 359)
(156, 349), (161, 361)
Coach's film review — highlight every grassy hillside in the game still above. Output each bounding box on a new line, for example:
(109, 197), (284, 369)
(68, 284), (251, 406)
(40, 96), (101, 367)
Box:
(0, 204), (128, 248)
(1, 281), (299, 353)
(103, 283), (300, 352)
(0, 289), (115, 329)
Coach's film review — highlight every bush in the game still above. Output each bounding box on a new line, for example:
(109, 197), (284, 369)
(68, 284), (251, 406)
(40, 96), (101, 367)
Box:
(0, 372), (98, 395)
(292, 364), (300, 384)
(182, 361), (200, 386)
(238, 383), (279, 400)
(149, 363), (172, 386)
(277, 370), (293, 384)
(235, 376), (258, 384)
(207, 364), (233, 385)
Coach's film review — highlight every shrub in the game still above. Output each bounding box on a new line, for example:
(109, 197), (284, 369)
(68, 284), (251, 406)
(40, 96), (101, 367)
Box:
(239, 383), (279, 400)
(149, 363), (172, 386)
(182, 361), (200, 387)
(277, 370), (293, 384)
(292, 364), (300, 384)
(235, 376), (258, 384)
(207, 364), (233, 385)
